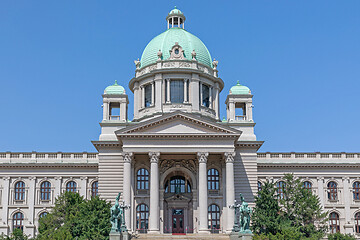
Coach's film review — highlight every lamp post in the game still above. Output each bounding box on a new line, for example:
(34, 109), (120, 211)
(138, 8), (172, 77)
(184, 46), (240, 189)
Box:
(229, 199), (240, 232)
(120, 200), (130, 232)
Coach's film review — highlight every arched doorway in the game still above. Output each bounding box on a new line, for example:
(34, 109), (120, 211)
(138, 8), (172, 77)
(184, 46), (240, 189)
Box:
(162, 171), (193, 234)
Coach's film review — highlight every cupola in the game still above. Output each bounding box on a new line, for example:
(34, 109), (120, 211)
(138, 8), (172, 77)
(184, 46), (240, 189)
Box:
(229, 81), (251, 95)
(166, 7), (186, 29)
(102, 80), (128, 122)
(225, 81), (253, 122)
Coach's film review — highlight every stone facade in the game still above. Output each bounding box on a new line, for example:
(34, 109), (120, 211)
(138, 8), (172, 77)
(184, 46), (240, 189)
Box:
(0, 7), (359, 239)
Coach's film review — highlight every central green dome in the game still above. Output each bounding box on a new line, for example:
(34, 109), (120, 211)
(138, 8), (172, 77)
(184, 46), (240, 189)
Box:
(140, 27), (213, 68)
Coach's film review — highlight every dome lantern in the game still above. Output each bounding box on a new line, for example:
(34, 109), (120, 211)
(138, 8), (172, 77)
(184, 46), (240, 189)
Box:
(166, 7), (186, 29)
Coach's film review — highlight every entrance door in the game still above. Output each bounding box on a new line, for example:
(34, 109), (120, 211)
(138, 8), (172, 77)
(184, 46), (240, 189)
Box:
(172, 209), (184, 234)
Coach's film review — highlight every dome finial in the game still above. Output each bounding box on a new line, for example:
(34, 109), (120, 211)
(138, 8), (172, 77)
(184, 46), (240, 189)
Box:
(237, 80), (240, 85)
(114, 80), (118, 85)
(166, 7), (186, 29)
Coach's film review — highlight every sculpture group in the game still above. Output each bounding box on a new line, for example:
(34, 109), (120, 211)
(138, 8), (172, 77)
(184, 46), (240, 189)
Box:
(229, 193), (252, 234)
(110, 193), (130, 240)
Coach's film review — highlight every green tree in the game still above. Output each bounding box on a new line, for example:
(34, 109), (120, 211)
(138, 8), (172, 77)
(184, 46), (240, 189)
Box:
(0, 229), (31, 240)
(36, 192), (111, 240)
(327, 233), (356, 240)
(251, 180), (281, 235)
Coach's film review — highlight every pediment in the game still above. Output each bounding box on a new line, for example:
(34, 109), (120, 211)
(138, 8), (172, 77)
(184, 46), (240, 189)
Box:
(116, 112), (241, 137)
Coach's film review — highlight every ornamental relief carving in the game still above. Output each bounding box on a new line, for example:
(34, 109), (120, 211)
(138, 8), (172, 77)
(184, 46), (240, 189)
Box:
(163, 62), (176, 68)
(160, 159), (197, 174)
(179, 62), (191, 68)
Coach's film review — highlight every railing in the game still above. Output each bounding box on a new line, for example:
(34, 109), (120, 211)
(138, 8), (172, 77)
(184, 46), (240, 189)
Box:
(110, 115), (121, 120)
(235, 115), (245, 121)
(0, 152), (98, 163)
(257, 152), (360, 159)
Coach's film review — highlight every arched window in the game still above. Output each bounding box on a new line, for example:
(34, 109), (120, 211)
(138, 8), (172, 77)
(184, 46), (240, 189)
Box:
(303, 181), (312, 190)
(257, 181), (262, 192)
(13, 212), (24, 231)
(277, 181), (285, 199)
(353, 182), (360, 200)
(14, 181), (25, 201)
(137, 168), (149, 190)
(170, 176), (186, 193)
(327, 181), (338, 201)
(136, 204), (149, 233)
(329, 212), (340, 233)
(208, 204), (220, 233)
(355, 212), (360, 233)
(207, 168), (219, 190)
(91, 181), (98, 197)
(39, 212), (48, 219)
(40, 181), (51, 200)
(66, 181), (77, 193)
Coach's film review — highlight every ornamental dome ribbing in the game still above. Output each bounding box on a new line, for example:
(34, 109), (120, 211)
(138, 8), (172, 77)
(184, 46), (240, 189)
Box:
(140, 8), (212, 68)
(229, 81), (251, 95)
(104, 80), (125, 95)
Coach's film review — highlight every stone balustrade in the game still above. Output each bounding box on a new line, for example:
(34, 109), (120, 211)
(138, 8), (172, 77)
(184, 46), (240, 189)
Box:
(257, 152), (360, 159)
(0, 152), (98, 164)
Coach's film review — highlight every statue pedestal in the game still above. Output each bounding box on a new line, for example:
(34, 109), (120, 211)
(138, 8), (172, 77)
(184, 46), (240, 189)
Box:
(121, 231), (129, 240)
(230, 232), (253, 240)
(109, 232), (121, 240)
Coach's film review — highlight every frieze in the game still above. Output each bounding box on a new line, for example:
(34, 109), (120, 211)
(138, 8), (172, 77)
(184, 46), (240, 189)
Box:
(179, 62), (191, 68)
(160, 158), (197, 174)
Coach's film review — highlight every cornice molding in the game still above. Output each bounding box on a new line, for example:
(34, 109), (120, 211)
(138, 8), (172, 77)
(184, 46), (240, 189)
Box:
(91, 141), (121, 151)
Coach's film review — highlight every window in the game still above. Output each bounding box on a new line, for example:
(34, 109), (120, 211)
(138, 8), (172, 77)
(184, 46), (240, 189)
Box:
(258, 181), (262, 192)
(136, 204), (149, 233)
(353, 182), (360, 200)
(14, 181), (25, 201)
(170, 80), (184, 103)
(39, 212), (48, 219)
(277, 181), (285, 199)
(208, 204), (220, 233)
(329, 212), (340, 233)
(13, 212), (24, 231)
(137, 168), (149, 190)
(91, 181), (98, 197)
(303, 181), (312, 190)
(355, 212), (360, 233)
(40, 181), (51, 200)
(327, 181), (337, 201)
(207, 168), (219, 190)
(144, 84), (152, 107)
(202, 84), (210, 107)
(66, 181), (77, 192)
(170, 176), (186, 193)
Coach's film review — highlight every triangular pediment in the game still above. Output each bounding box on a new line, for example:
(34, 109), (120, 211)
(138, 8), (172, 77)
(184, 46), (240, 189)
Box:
(116, 112), (241, 136)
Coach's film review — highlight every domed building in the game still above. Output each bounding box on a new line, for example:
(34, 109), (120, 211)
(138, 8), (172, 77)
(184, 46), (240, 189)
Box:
(0, 7), (360, 239)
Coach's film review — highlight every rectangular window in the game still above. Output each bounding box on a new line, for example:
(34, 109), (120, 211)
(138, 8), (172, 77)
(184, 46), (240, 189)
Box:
(170, 80), (184, 103)
(144, 84), (152, 107)
(202, 84), (210, 107)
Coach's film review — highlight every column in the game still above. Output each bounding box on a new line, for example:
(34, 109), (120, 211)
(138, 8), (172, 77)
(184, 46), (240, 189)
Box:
(102, 101), (109, 121)
(343, 177), (353, 234)
(154, 74), (162, 112)
(229, 102), (235, 121)
(197, 152), (209, 233)
(0, 177), (10, 234)
(166, 79), (170, 103)
(183, 79), (188, 103)
(151, 82), (155, 106)
(133, 82), (139, 119)
(141, 86), (145, 108)
(214, 84), (219, 120)
(317, 177), (325, 207)
(209, 87), (212, 109)
(199, 83), (203, 107)
(123, 152), (133, 230)
(149, 152), (160, 233)
(190, 74), (200, 111)
(27, 177), (36, 235)
(225, 152), (235, 232)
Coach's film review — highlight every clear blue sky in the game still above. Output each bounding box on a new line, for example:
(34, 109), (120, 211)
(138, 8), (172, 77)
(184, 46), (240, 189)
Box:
(0, 1), (359, 152)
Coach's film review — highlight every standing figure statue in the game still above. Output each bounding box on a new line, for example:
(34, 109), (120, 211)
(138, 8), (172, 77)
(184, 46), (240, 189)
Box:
(238, 193), (252, 234)
(110, 193), (123, 232)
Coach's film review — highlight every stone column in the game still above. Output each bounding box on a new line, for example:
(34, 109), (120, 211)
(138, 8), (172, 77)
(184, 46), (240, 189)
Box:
(123, 152), (133, 230)
(225, 152), (235, 232)
(151, 82), (155, 106)
(197, 152), (209, 233)
(0, 177), (10, 234)
(154, 74), (162, 112)
(317, 177), (325, 207)
(209, 87), (212, 109)
(184, 79), (188, 103)
(102, 101), (109, 121)
(166, 79), (170, 103)
(133, 82), (139, 119)
(343, 177), (353, 234)
(214, 84), (219, 120)
(141, 86), (145, 108)
(27, 177), (36, 236)
(149, 152), (160, 233)
(190, 74), (200, 111)
(229, 102), (235, 121)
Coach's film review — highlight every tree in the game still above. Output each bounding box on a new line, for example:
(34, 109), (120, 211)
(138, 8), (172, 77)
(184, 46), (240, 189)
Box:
(0, 229), (31, 240)
(37, 192), (111, 240)
(252, 174), (328, 240)
(327, 233), (356, 240)
(251, 181), (281, 235)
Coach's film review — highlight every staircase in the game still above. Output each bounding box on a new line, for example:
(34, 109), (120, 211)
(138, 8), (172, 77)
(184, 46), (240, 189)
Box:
(133, 233), (230, 240)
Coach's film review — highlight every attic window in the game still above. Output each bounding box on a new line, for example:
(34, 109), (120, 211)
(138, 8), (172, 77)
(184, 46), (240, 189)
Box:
(175, 49), (179, 54)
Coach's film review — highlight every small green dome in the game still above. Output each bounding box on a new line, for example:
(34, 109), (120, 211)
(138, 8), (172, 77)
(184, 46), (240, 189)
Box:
(104, 80), (125, 95)
(169, 6), (183, 15)
(230, 81), (251, 95)
(140, 27), (212, 68)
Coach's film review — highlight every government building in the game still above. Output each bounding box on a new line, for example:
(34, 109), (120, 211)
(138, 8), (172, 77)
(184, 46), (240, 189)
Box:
(1, 8), (360, 239)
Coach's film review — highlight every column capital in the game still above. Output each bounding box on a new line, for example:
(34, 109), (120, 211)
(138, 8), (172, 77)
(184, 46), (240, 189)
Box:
(123, 152), (133, 163)
(224, 152), (235, 163)
(149, 152), (160, 163)
(197, 152), (209, 163)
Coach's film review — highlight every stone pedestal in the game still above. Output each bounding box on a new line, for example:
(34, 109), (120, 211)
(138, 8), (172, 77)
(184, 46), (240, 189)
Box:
(121, 231), (129, 240)
(230, 232), (253, 240)
(109, 232), (121, 240)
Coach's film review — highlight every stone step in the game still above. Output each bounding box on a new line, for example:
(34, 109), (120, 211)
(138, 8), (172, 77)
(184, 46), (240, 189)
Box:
(133, 233), (230, 240)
